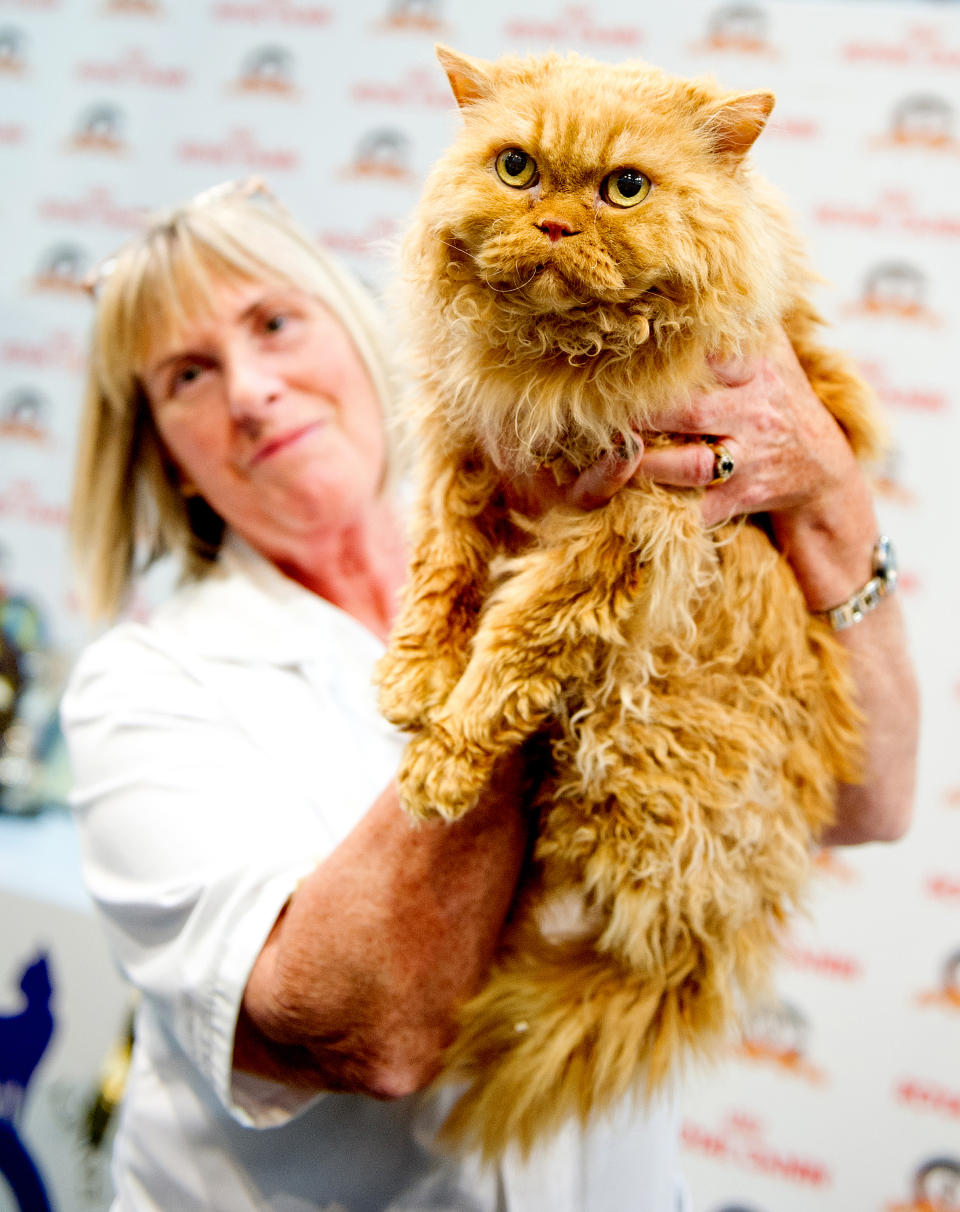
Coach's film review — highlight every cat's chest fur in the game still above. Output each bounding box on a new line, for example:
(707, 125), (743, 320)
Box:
(431, 298), (722, 475)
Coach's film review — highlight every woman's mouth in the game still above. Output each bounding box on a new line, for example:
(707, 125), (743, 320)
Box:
(251, 421), (325, 465)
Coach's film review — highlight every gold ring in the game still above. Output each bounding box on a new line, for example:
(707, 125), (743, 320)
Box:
(708, 441), (735, 484)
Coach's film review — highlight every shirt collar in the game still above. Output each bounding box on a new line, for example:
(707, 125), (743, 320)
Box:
(150, 531), (387, 666)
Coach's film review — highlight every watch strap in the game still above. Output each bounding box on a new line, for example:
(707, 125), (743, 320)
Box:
(815, 536), (898, 631)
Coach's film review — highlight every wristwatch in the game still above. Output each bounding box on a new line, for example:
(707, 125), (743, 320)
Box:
(817, 535), (898, 631)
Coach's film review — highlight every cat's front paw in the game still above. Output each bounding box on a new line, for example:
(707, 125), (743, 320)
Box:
(376, 648), (462, 731)
(397, 726), (493, 821)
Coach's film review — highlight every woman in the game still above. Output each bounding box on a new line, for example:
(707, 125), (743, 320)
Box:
(62, 180), (917, 1212)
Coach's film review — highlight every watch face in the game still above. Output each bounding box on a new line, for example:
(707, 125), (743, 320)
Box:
(875, 535), (898, 586)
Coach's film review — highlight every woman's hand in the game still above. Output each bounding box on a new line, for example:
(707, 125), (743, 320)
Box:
(634, 328), (857, 529)
(635, 327), (882, 610)
(524, 327), (881, 613)
(505, 328), (862, 543)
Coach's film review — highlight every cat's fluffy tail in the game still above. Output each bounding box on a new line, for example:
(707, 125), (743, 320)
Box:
(435, 921), (740, 1163)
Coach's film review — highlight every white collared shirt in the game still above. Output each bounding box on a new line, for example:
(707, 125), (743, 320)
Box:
(62, 535), (687, 1212)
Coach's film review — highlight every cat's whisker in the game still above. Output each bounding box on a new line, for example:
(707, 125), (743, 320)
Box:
(484, 265), (542, 295)
(438, 237), (476, 261)
(434, 235), (552, 296)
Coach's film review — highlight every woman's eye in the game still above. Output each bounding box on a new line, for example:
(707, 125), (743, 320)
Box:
(171, 363), (205, 393)
(601, 169), (653, 208)
(264, 313), (287, 333)
(495, 148), (538, 189)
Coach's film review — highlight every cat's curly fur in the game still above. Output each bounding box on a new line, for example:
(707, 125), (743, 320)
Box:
(376, 46), (886, 1161)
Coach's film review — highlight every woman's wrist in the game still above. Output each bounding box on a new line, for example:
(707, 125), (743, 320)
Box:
(769, 474), (880, 613)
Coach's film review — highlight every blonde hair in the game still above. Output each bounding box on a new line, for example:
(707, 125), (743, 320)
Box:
(72, 182), (397, 620)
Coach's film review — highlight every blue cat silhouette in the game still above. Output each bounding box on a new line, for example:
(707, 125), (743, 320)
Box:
(0, 952), (56, 1211)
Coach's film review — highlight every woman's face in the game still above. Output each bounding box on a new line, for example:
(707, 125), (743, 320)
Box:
(142, 277), (387, 558)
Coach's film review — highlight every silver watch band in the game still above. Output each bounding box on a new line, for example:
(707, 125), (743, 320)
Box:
(816, 535), (898, 631)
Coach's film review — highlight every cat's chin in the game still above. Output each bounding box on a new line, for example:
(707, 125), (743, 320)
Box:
(512, 264), (592, 313)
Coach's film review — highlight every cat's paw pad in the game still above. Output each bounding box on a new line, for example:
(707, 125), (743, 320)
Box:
(397, 728), (492, 821)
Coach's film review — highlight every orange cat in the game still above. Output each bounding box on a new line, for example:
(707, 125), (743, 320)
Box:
(376, 46), (886, 1161)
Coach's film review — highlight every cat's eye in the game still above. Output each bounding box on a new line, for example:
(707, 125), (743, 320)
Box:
(602, 169), (652, 208)
(495, 148), (538, 189)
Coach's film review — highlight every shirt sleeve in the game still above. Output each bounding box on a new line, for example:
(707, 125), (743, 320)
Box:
(61, 624), (335, 1128)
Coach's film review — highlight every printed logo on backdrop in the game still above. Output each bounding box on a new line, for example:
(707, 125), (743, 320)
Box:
(27, 243), (93, 296)
(888, 1155), (960, 1212)
(859, 359), (950, 415)
(351, 65), (454, 110)
(0, 389), (51, 444)
(925, 872), (960, 904)
(764, 111), (821, 143)
(373, 0), (447, 35)
(100, 0), (165, 16)
(690, 5), (778, 57)
(343, 128), (414, 183)
(1, 331), (85, 377)
(65, 102), (128, 155)
(681, 1110), (830, 1188)
(502, 5), (644, 49)
(230, 45), (298, 97)
(76, 45), (189, 89)
(735, 998), (826, 1084)
(316, 215), (402, 266)
(843, 262), (942, 327)
(843, 23), (960, 69)
(782, 939), (863, 982)
(896, 1076), (960, 1123)
(177, 128), (299, 171)
(916, 946), (960, 1014)
(0, 482), (68, 528)
(211, 0), (333, 25)
(815, 188), (960, 239)
(0, 951), (56, 1212)
(872, 94), (960, 153)
(37, 186), (147, 231)
(0, 26), (26, 76)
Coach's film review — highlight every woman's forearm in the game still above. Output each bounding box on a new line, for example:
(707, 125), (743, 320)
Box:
(772, 473), (919, 845)
(822, 595), (918, 844)
(237, 770), (528, 1097)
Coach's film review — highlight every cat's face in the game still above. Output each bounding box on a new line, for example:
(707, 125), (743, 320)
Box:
(425, 50), (773, 319)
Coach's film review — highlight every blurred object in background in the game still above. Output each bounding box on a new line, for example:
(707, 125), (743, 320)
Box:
(0, 568), (71, 817)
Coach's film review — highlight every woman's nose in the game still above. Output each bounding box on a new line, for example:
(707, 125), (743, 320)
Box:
(224, 350), (283, 426)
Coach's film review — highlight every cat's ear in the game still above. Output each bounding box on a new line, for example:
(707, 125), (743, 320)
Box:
(703, 91), (775, 163)
(436, 44), (495, 109)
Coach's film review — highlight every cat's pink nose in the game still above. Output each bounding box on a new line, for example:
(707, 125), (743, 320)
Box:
(536, 219), (578, 243)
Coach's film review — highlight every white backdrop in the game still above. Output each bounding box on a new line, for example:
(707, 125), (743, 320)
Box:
(0, 2), (958, 1210)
